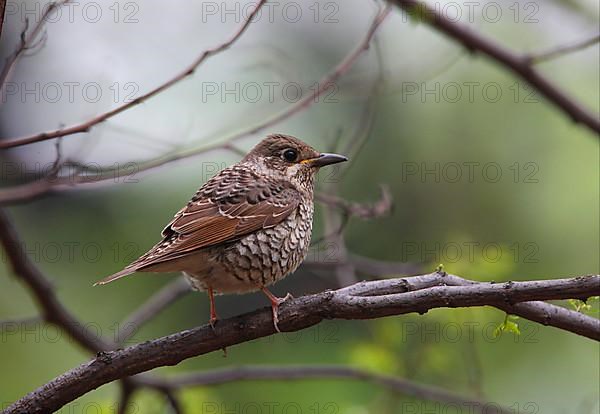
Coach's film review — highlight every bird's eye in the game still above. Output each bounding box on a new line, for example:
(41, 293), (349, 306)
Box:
(282, 148), (298, 162)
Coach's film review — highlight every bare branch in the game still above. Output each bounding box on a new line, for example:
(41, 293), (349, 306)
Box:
(388, 0), (600, 134)
(0, 5), (390, 205)
(316, 185), (393, 219)
(440, 274), (600, 340)
(0, 1), (70, 95)
(311, 186), (391, 248)
(4, 272), (598, 413)
(0, 208), (200, 409)
(163, 390), (183, 414)
(1, 199), (597, 410)
(0, 0), (7, 40)
(116, 382), (135, 414)
(0, 0), (267, 149)
(0, 142), (239, 205)
(528, 33), (600, 64)
(235, 4), (391, 136)
(137, 364), (513, 414)
(0, 208), (112, 352)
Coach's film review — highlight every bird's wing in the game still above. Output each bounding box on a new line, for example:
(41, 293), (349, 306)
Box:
(134, 165), (300, 269)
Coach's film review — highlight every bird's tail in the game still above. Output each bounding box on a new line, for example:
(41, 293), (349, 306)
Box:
(93, 267), (136, 286)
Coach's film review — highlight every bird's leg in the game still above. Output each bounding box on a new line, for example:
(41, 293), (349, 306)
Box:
(260, 287), (292, 333)
(208, 287), (218, 331)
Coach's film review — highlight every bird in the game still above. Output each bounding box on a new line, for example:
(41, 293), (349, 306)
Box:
(94, 134), (348, 331)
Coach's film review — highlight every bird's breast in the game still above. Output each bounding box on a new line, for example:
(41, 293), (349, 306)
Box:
(215, 198), (314, 291)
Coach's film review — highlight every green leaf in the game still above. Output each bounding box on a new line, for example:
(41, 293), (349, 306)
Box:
(493, 314), (521, 338)
(568, 298), (593, 313)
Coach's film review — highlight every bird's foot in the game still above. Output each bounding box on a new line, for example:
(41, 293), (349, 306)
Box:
(261, 288), (293, 333)
(270, 301), (282, 333)
(209, 315), (218, 333)
(208, 287), (219, 333)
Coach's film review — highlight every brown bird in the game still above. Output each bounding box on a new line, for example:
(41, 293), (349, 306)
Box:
(95, 134), (347, 331)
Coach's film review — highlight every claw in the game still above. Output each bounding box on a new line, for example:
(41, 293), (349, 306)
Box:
(209, 316), (217, 333)
(208, 287), (218, 332)
(261, 287), (292, 333)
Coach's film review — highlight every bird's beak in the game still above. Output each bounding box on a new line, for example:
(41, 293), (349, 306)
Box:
(303, 153), (348, 168)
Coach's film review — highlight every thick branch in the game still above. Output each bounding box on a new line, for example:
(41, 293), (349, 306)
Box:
(4, 272), (598, 413)
(388, 0), (600, 134)
(439, 274), (600, 340)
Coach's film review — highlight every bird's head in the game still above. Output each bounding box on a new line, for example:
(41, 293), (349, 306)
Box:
(243, 134), (348, 189)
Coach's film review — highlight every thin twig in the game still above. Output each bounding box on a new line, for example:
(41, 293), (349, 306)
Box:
(115, 276), (191, 346)
(116, 382), (135, 414)
(0, 1), (70, 95)
(0, 209), (187, 407)
(311, 185), (391, 246)
(388, 0), (600, 134)
(311, 33), (387, 282)
(138, 364), (513, 414)
(0, 5), (391, 205)
(0, 208), (112, 352)
(0, 143), (240, 205)
(528, 34), (600, 64)
(0, 0), (268, 149)
(315, 185), (393, 219)
(163, 390), (182, 414)
(235, 4), (392, 136)
(0, 0), (7, 40)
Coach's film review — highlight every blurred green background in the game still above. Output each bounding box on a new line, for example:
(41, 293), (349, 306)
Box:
(0, 0), (598, 413)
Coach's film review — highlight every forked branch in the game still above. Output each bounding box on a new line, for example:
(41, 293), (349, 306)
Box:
(3, 271), (598, 413)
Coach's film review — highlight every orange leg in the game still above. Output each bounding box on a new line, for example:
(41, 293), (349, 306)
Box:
(261, 287), (293, 333)
(208, 287), (218, 330)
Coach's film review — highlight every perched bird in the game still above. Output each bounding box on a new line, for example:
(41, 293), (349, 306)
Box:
(95, 134), (347, 331)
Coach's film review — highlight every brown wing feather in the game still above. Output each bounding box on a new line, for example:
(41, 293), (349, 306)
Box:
(126, 165), (299, 271)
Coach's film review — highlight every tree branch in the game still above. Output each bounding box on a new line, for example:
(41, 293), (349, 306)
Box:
(116, 381), (135, 414)
(4, 272), (598, 413)
(0, 0), (267, 149)
(315, 185), (392, 219)
(0, 1), (70, 95)
(114, 276), (191, 346)
(388, 0), (600, 135)
(163, 389), (182, 414)
(0, 4), (390, 205)
(528, 33), (600, 64)
(0, 209), (112, 353)
(2, 4), (595, 412)
(0, 208), (184, 407)
(0, 0), (7, 41)
(136, 364), (514, 414)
